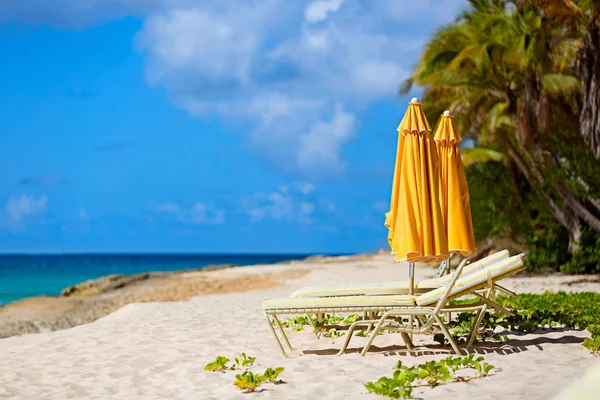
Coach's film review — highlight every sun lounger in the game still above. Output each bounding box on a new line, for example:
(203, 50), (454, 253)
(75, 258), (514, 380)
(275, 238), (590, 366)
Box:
(290, 250), (510, 298)
(262, 255), (525, 358)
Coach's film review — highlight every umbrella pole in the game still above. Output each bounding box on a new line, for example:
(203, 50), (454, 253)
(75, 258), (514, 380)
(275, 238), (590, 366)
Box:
(445, 255), (454, 322)
(408, 262), (415, 341)
(408, 262), (415, 295)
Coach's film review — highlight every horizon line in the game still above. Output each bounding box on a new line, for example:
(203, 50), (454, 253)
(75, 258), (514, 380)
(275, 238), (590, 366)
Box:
(0, 251), (356, 256)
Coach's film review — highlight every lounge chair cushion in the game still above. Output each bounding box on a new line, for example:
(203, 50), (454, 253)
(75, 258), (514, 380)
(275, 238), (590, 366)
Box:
(289, 250), (510, 298)
(415, 255), (524, 306)
(262, 295), (416, 311)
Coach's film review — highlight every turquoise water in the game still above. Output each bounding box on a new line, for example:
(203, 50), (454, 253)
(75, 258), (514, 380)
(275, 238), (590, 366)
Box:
(0, 253), (329, 306)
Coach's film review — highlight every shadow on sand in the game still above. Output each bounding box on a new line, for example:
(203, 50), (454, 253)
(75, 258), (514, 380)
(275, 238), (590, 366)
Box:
(302, 328), (586, 357)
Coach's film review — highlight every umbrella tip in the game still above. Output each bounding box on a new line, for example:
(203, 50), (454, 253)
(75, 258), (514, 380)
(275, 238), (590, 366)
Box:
(410, 97), (419, 104)
(443, 110), (451, 116)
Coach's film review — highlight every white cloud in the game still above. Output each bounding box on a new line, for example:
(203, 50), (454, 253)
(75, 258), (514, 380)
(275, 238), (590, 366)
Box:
(296, 105), (355, 175)
(299, 201), (314, 215)
(304, 0), (345, 23)
(2, 0), (467, 178)
(154, 201), (225, 224)
(243, 187), (315, 224)
(5, 195), (47, 221)
(295, 182), (316, 195)
(372, 200), (388, 212)
(154, 202), (181, 213)
(384, 0), (466, 22)
(190, 203), (225, 224)
(78, 206), (89, 220)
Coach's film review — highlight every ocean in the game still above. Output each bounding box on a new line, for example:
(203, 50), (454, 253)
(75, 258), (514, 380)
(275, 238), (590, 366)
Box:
(0, 253), (326, 306)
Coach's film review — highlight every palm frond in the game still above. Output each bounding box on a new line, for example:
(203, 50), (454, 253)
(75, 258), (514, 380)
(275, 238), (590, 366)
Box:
(461, 147), (506, 165)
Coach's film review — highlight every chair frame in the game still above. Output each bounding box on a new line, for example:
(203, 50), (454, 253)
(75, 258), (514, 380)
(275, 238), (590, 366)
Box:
(264, 257), (525, 358)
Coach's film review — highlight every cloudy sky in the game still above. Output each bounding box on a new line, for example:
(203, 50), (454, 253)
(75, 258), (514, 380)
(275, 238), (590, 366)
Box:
(0, 0), (466, 253)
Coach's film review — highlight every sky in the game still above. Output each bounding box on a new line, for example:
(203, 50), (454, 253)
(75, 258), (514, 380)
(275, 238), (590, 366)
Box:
(0, 0), (467, 254)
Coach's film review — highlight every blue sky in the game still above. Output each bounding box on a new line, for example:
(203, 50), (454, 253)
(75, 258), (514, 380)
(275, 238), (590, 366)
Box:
(0, 0), (466, 254)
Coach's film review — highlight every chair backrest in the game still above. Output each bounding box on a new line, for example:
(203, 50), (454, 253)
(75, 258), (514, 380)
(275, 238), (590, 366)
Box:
(432, 258), (468, 315)
(424, 250), (509, 286)
(433, 260), (448, 279)
(416, 254), (526, 308)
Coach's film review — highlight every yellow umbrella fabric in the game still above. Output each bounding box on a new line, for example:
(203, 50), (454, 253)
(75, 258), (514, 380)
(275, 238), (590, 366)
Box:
(385, 99), (449, 267)
(434, 111), (476, 258)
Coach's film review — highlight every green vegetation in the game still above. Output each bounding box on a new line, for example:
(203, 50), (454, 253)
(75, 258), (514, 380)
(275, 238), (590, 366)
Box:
(262, 367), (285, 384)
(204, 354), (285, 393)
(279, 292), (600, 354)
(233, 353), (256, 370)
(402, 0), (600, 272)
(365, 355), (494, 398)
(277, 313), (366, 339)
(204, 356), (231, 372)
(233, 367), (286, 393)
(233, 371), (264, 392)
(450, 292), (600, 353)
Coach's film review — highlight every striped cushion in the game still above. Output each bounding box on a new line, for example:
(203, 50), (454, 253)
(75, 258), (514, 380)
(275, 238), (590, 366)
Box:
(415, 255), (524, 306)
(263, 254), (524, 311)
(289, 250), (510, 298)
(262, 295), (416, 310)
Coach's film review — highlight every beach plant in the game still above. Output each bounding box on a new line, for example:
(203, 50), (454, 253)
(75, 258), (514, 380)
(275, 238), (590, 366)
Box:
(234, 371), (264, 392)
(365, 355), (494, 398)
(204, 356), (231, 372)
(262, 367), (285, 384)
(233, 367), (286, 392)
(446, 292), (600, 354)
(323, 328), (345, 338)
(232, 353), (256, 370)
(277, 316), (313, 331)
(355, 328), (369, 337)
(583, 325), (600, 355)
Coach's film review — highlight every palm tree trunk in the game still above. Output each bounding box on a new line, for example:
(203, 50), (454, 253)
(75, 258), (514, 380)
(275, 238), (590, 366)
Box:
(505, 142), (591, 252)
(579, 24), (600, 158)
(563, 206), (582, 253)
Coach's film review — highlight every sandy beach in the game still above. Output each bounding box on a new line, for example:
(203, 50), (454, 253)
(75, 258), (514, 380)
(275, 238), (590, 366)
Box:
(1, 253), (599, 400)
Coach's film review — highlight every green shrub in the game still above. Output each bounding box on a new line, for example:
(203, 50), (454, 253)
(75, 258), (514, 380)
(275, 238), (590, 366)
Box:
(560, 228), (600, 274)
(365, 355), (494, 398)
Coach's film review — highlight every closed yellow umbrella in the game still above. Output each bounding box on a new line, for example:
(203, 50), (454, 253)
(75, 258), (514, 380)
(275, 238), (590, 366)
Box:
(434, 111), (476, 271)
(385, 98), (449, 294)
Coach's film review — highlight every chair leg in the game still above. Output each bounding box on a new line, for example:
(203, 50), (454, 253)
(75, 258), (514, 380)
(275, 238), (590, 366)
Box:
(360, 312), (394, 356)
(400, 332), (415, 351)
(265, 312), (296, 358)
(273, 315), (294, 350)
(434, 314), (461, 355)
(472, 292), (513, 316)
(336, 319), (378, 356)
(495, 284), (517, 298)
(467, 305), (487, 349)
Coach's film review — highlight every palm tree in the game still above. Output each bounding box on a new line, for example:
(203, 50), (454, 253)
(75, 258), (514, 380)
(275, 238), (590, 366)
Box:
(400, 0), (600, 251)
(535, 0), (600, 158)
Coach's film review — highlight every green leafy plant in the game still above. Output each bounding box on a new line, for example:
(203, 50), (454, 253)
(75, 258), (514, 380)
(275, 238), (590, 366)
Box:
(365, 356), (495, 398)
(583, 324), (600, 355)
(448, 292), (600, 354)
(204, 356), (231, 372)
(234, 371), (264, 392)
(356, 328), (369, 337)
(262, 367), (285, 384)
(323, 328), (345, 338)
(232, 353), (256, 370)
(276, 316), (313, 331)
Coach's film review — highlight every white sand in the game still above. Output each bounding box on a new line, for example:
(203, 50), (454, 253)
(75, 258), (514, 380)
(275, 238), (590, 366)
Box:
(1, 255), (599, 400)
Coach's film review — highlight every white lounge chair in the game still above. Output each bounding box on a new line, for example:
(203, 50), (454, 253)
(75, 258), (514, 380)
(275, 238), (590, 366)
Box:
(262, 255), (525, 358)
(290, 250), (511, 298)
